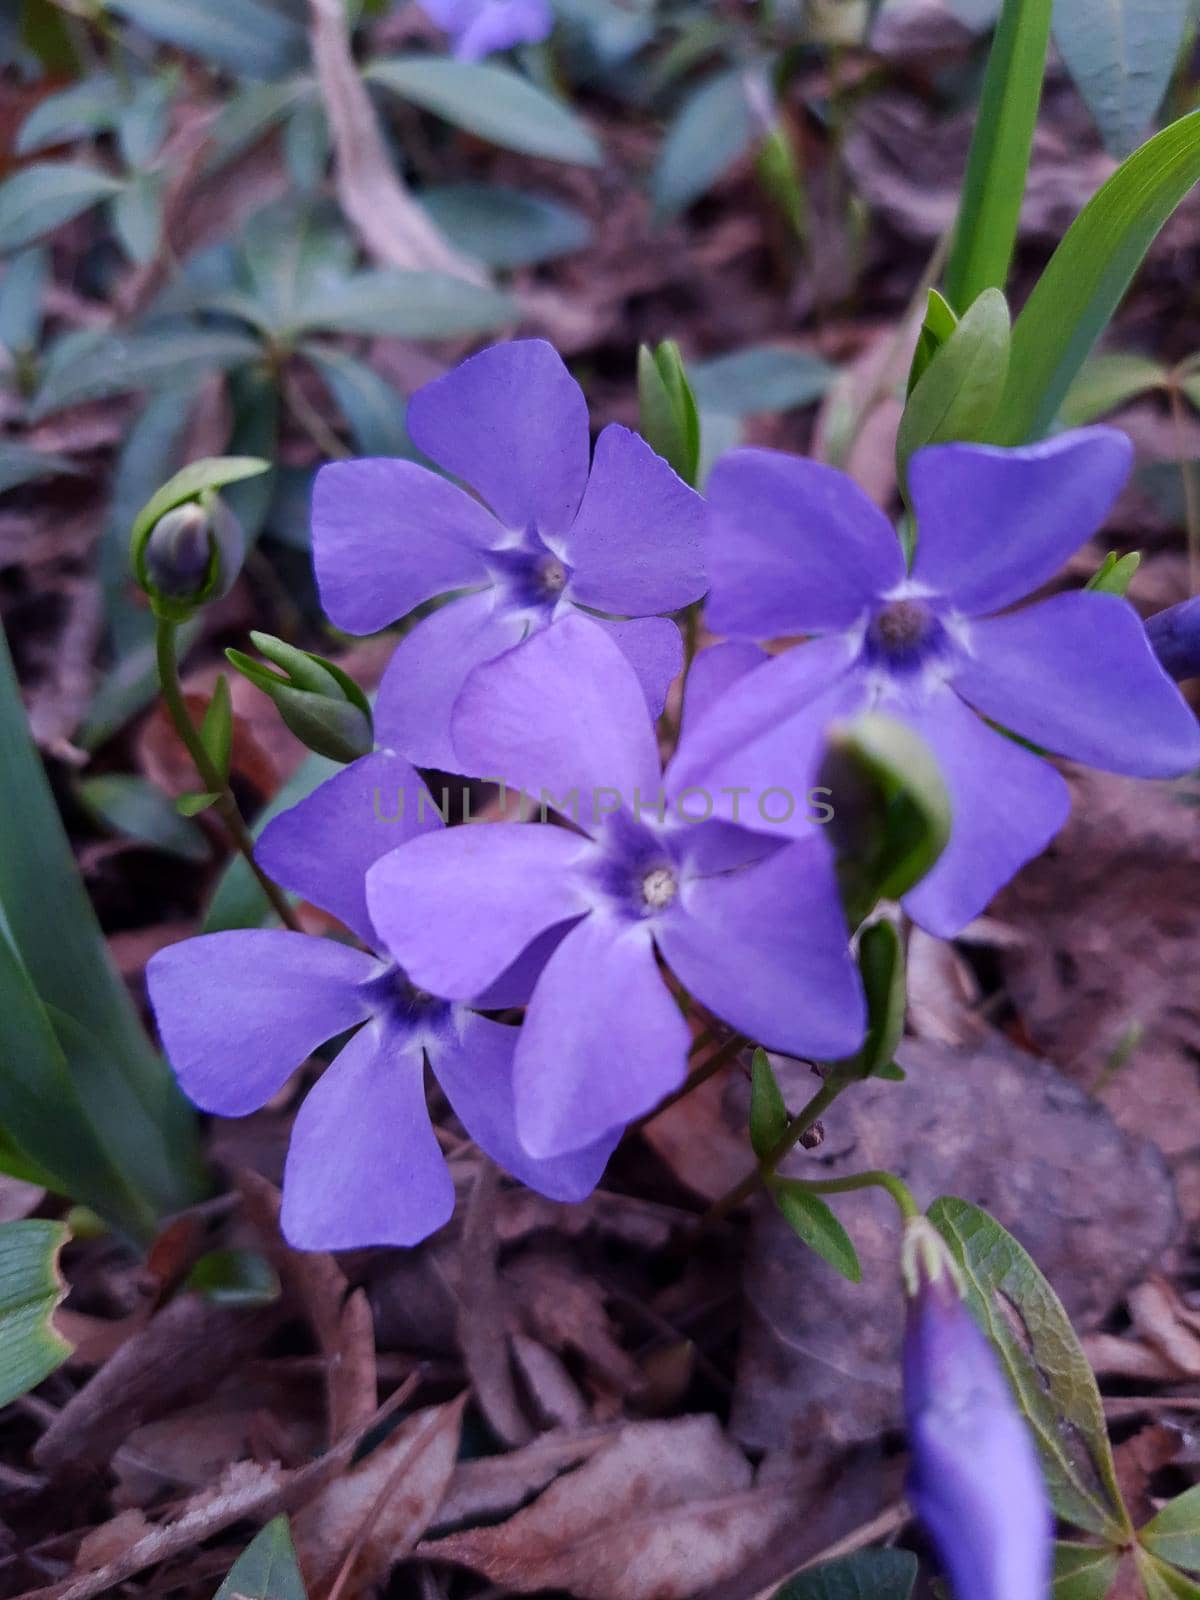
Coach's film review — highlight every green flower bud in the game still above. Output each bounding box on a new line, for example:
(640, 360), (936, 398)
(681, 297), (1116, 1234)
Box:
(637, 340), (700, 487)
(227, 633), (373, 765)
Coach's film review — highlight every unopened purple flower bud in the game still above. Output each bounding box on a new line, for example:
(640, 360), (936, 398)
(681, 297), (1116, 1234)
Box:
(135, 495), (244, 621)
(1146, 596), (1200, 683)
(901, 1217), (1052, 1600)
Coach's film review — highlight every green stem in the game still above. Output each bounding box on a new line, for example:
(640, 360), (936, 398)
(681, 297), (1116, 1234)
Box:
(154, 617), (302, 932)
(696, 1074), (845, 1232)
(783, 1168), (919, 1221)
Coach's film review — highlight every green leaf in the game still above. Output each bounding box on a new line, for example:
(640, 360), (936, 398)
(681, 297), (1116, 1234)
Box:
(832, 920), (906, 1083)
(0, 1220), (72, 1408)
(235, 198), (356, 339)
(1086, 549), (1141, 595)
(989, 110), (1200, 444)
(755, 122), (807, 239)
(928, 1196), (1130, 1540)
(214, 1516), (308, 1600)
(177, 791), (220, 816)
(202, 752), (339, 930)
(749, 1048), (788, 1160)
(0, 445), (82, 495)
(419, 183), (591, 268)
(201, 675), (234, 785)
(1059, 350), (1168, 425)
(130, 455), (269, 555)
(1053, 1541), (1122, 1600)
(0, 246), (48, 353)
(185, 1248), (281, 1308)
(207, 77), (317, 173)
(771, 1182), (862, 1283)
(1141, 1484), (1200, 1573)
(896, 287), (1011, 492)
(111, 172), (165, 264)
(288, 269), (517, 340)
(820, 712), (952, 921)
(651, 67), (761, 222)
(944, 0), (1053, 310)
(106, 0), (307, 81)
(687, 345), (836, 417)
(0, 620), (203, 1231)
(77, 774), (210, 863)
(16, 72), (125, 153)
(32, 329), (261, 418)
(773, 1548), (918, 1600)
(1139, 1550), (1200, 1599)
(302, 344), (413, 457)
(637, 340), (700, 485)
(1053, 0), (1190, 158)
(906, 287), (958, 398)
(367, 56), (601, 165)
(0, 163), (123, 254)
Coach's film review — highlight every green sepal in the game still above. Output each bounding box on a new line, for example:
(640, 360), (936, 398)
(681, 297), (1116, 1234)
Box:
(130, 456), (265, 622)
(200, 674), (234, 785)
(227, 633), (373, 765)
(830, 919), (906, 1084)
(637, 339), (701, 487)
(1086, 550), (1141, 596)
(754, 122), (807, 240)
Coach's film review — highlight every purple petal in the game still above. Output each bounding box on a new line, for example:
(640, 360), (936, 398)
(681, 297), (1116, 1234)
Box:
(472, 921), (575, 1008)
(374, 591), (526, 773)
(706, 448), (905, 637)
(453, 0), (553, 57)
(666, 636), (866, 839)
(562, 425), (705, 614)
(679, 641), (769, 744)
(1147, 594), (1200, 682)
(515, 915), (690, 1158)
(367, 823), (590, 1001)
(898, 692), (1070, 938)
(954, 591), (1200, 777)
(433, 1012), (616, 1200)
(908, 428), (1132, 617)
(580, 612), (682, 719)
(256, 751), (442, 944)
(281, 1019), (454, 1250)
(407, 341), (589, 537)
(658, 834), (864, 1060)
(146, 931), (378, 1116)
(312, 458), (495, 635)
(452, 613), (663, 823)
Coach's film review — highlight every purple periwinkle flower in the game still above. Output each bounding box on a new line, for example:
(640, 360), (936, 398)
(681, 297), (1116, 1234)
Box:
(675, 428), (1200, 936)
(146, 750), (614, 1249)
(364, 614), (865, 1160)
(1147, 595), (1200, 683)
(902, 1217), (1052, 1600)
(313, 340), (705, 772)
(418, 0), (552, 60)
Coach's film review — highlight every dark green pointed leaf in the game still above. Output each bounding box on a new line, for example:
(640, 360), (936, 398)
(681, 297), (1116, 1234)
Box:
(772, 1182), (862, 1283)
(0, 246), (48, 353)
(943, 0), (1053, 309)
(213, 1516), (308, 1600)
(896, 287), (1010, 492)
(78, 774), (210, 863)
(1141, 1484), (1200, 1574)
(420, 184), (591, 268)
(367, 56), (601, 165)
(652, 67), (761, 221)
(749, 1048), (788, 1160)
(906, 288), (958, 398)
(1053, 1541), (1121, 1600)
(832, 920), (906, 1083)
(0, 1220), (73, 1408)
(1059, 350), (1167, 425)
(1053, 0), (1189, 159)
(0, 445), (82, 495)
(177, 791), (221, 816)
(32, 329), (261, 418)
(990, 110), (1200, 444)
(774, 1548), (917, 1600)
(0, 163), (123, 253)
(638, 340), (700, 485)
(201, 676), (234, 784)
(688, 344), (836, 417)
(111, 172), (165, 264)
(288, 268), (517, 340)
(928, 1196), (1130, 1540)
(1139, 1550), (1200, 1599)
(16, 72), (125, 152)
(302, 344), (413, 457)
(106, 0), (307, 81)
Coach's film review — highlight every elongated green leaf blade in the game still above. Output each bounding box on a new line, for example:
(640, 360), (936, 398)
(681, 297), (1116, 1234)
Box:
(0, 446), (83, 495)
(419, 184), (591, 268)
(288, 268), (517, 339)
(651, 67), (760, 222)
(303, 345), (413, 457)
(990, 110), (1200, 443)
(688, 344), (836, 417)
(774, 1548), (917, 1600)
(214, 1517), (308, 1600)
(78, 775), (210, 863)
(16, 72), (124, 152)
(772, 1183), (862, 1283)
(106, 0), (306, 81)
(943, 0), (1052, 310)
(929, 1196), (1130, 1539)
(367, 57), (601, 166)
(1053, 1541), (1121, 1600)
(1053, 0), (1189, 158)
(749, 1049), (788, 1160)
(1141, 1485), (1200, 1573)
(0, 1220), (72, 1408)
(1059, 350), (1168, 425)
(32, 328), (261, 419)
(0, 163), (123, 254)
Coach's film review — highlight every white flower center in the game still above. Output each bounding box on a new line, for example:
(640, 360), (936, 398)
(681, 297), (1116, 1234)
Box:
(641, 865), (678, 911)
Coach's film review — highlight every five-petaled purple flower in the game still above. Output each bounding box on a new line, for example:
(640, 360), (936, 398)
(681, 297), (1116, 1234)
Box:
(417, 0), (553, 60)
(313, 340), (705, 772)
(902, 1217), (1052, 1600)
(364, 614), (865, 1161)
(146, 749), (614, 1249)
(673, 426), (1200, 936)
